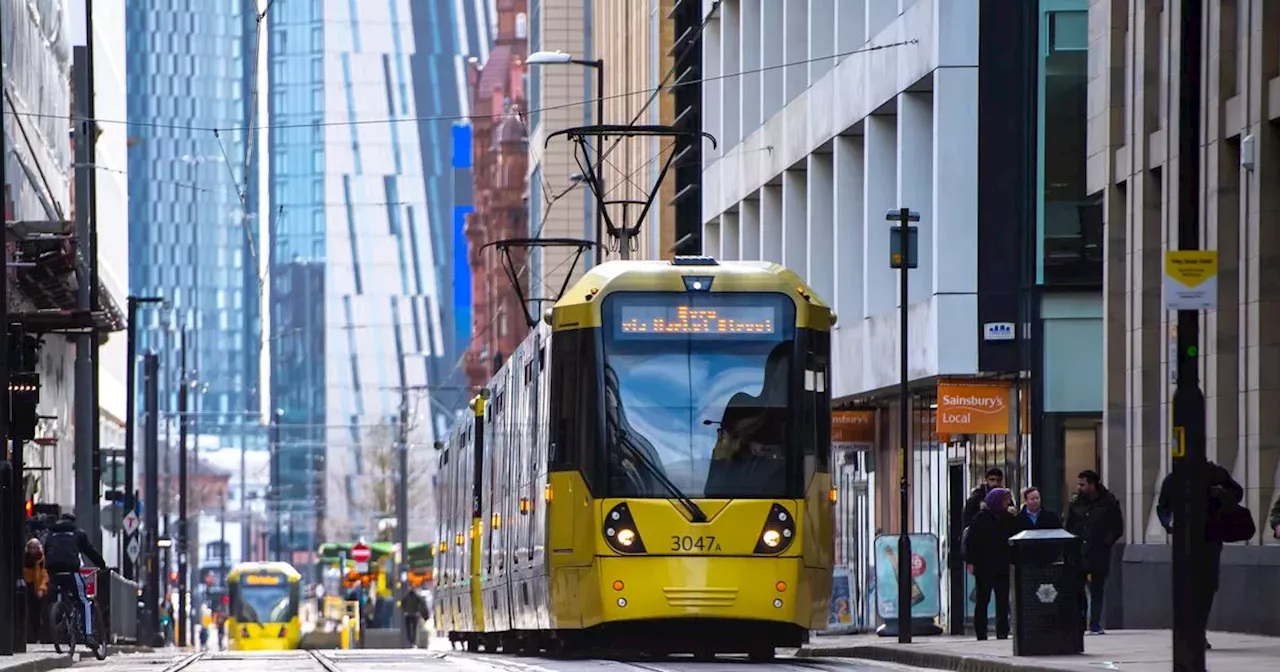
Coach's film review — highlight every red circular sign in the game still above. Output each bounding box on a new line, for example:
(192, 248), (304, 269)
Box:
(352, 544), (371, 563)
(910, 553), (927, 578)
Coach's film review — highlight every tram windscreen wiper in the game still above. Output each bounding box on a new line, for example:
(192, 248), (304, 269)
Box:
(616, 431), (708, 523)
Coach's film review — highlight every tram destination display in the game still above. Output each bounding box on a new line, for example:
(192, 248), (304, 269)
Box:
(618, 304), (778, 336)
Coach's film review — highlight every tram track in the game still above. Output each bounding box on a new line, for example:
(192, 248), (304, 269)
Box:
(159, 651), (207, 672)
(439, 648), (916, 672)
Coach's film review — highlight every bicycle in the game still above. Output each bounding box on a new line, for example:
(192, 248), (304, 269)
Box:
(48, 570), (107, 661)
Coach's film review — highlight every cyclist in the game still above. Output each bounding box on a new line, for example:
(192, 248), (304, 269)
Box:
(43, 513), (108, 647)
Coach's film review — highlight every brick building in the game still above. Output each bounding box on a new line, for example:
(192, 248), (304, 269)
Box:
(464, 0), (531, 389)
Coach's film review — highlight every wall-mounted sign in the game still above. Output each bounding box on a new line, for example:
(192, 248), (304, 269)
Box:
(1164, 250), (1218, 310)
(983, 322), (1015, 341)
(832, 410), (875, 451)
(936, 380), (1013, 434)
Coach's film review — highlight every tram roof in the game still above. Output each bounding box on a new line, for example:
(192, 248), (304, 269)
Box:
(551, 259), (832, 331)
(226, 561), (302, 580)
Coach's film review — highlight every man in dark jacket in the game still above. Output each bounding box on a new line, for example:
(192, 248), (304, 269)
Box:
(400, 588), (427, 646)
(1156, 460), (1243, 650)
(1064, 470), (1123, 634)
(963, 467), (1005, 528)
(43, 514), (109, 645)
(1016, 486), (1063, 530)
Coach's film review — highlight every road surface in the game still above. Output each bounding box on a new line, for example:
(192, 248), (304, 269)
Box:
(64, 648), (923, 672)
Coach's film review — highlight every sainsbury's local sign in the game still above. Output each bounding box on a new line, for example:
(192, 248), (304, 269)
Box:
(936, 381), (1013, 434)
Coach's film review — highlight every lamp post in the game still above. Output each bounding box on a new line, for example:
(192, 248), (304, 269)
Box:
(526, 50), (605, 265)
(124, 296), (164, 581)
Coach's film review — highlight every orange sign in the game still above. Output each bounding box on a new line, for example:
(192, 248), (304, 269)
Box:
(832, 411), (875, 448)
(936, 381), (1013, 434)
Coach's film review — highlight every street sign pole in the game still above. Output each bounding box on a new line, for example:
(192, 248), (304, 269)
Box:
(886, 207), (919, 643)
(1171, 2), (1208, 670)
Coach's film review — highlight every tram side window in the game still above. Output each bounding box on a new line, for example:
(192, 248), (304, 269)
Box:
(549, 329), (600, 490)
(550, 333), (578, 472)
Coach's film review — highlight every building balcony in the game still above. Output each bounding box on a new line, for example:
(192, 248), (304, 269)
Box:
(6, 217), (126, 335)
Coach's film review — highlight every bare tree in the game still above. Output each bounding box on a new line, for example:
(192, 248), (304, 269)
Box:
(344, 421), (436, 542)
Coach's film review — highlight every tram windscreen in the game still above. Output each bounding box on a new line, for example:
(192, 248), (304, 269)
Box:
(230, 575), (297, 624)
(602, 292), (797, 499)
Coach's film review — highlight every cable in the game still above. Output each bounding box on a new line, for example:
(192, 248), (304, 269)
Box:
(3, 42), (917, 134)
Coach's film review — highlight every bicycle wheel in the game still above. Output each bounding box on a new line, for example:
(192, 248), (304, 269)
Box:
(91, 607), (107, 660)
(49, 602), (64, 655)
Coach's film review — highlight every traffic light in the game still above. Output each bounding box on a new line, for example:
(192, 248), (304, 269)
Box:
(8, 330), (42, 441)
(25, 500), (32, 518)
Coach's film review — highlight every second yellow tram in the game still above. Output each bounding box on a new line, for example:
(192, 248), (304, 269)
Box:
(226, 561), (303, 651)
(434, 259), (834, 659)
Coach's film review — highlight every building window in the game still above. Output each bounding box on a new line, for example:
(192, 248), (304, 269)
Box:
(1037, 5), (1099, 286)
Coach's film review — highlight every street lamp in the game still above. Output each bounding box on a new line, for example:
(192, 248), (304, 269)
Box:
(526, 50), (606, 266)
(124, 295), (164, 581)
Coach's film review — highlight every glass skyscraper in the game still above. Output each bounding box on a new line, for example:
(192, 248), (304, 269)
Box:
(125, 3), (263, 436)
(266, 0), (491, 548)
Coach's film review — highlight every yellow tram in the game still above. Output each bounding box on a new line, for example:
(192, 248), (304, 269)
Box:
(226, 561), (303, 651)
(434, 259), (834, 659)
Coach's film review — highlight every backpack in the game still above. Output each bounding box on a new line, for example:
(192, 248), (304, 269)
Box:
(958, 524), (974, 563)
(43, 530), (82, 572)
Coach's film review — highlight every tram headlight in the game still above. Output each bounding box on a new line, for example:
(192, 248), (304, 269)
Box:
(753, 503), (797, 555)
(603, 502), (647, 554)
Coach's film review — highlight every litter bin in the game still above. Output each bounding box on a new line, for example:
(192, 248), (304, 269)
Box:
(1008, 529), (1084, 657)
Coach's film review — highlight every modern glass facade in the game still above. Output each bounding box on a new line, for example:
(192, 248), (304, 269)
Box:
(1036, 0), (1097, 286)
(125, 2), (263, 436)
(266, 0), (488, 546)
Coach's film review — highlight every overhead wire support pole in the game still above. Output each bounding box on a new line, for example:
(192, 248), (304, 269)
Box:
(72, 45), (98, 545)
(1172, 0), (1207, 670)
(887, 207), (920, 643)
(142, 352), (162, 647)
(177, 332), (189, 649)
(397, 388), (410, 596)
(0, 3), (13, 656)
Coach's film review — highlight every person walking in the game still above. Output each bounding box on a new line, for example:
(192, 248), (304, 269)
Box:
(1156, 460), (1245, 650)
(963, 467), (1005, 528)
(399, 587), (427, 647)
(1269, 495), (1280, 540)
(961, 487), (1019, 640)
(1017, 486), (1063, 530)
(23, 538), (49, 643)
(1064, 470), (1124, 635)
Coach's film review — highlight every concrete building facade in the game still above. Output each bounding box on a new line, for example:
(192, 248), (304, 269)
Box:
(525, 0), (591, 295)
(592, 0), (678, 260)
(698, 0), (1091, 631)
(1088, 0), (1280, 635)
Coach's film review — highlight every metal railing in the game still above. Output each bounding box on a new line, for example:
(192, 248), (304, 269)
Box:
(99, 568), (140, 644)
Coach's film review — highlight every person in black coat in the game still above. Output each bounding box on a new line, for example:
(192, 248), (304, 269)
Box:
(1064, 469), (1124, 634)
(962, 487), (1019, 640)
(1016, 486), (1063, 530)
(963, 467), (1005, 528)
(1156, 460), (1243, 650)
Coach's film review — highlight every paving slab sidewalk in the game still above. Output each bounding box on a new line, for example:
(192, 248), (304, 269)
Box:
(0, 643), (154, 672)
(798, 629), (1280, 671)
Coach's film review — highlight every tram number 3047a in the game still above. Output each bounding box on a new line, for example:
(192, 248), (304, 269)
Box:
(670, 535), (722, 552)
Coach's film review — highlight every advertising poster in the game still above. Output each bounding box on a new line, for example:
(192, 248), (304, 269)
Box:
(827, 567), (854, 628)
(874, 533), (941, 620)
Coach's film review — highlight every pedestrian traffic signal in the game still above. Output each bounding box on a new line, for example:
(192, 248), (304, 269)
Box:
(25, 500), (32, 517)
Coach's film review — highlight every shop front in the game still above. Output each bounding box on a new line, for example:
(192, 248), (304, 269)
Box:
(830, 378), (1029, 634)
